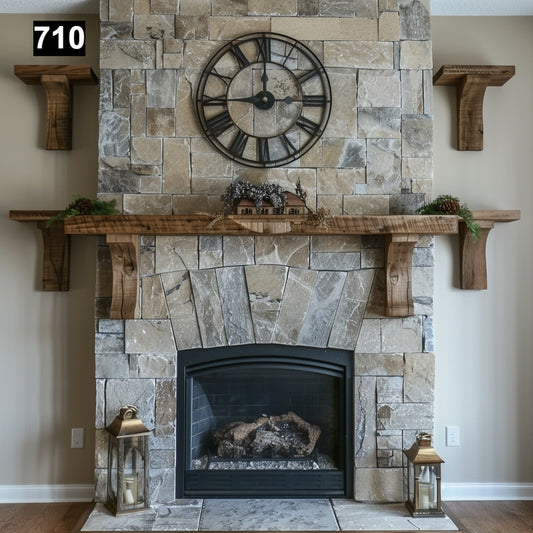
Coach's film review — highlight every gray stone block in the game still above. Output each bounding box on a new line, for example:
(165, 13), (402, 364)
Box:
(355, 376), (377, 468)
(399, 0), (430, 41)
(299, 270), (347, 347)
(95, 332), (125, 353)
(216, 267), (255, 346)
(190, 269), (227, 348)
(125, 319), (177, 355)
(105, 378), (156, 427)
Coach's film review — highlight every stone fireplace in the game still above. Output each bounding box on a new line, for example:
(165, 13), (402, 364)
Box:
(94, 0), (435, 506)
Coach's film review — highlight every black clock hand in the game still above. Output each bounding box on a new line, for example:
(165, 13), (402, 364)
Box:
(262, 62), (269, 93)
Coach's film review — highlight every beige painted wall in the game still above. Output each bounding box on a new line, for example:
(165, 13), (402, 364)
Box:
(0, 14), (99, 485)
(0, 13), (531, 492)
(432, 17), (533, 487)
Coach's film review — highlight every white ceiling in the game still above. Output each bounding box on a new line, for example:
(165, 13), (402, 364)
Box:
(0, 0), (532, 15)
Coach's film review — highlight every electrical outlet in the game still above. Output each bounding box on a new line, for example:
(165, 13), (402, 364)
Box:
(71, 428), (85, 449)
(446, 426), (460, 447)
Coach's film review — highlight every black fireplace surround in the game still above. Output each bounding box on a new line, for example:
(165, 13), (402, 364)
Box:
(176, 345), (354, 498)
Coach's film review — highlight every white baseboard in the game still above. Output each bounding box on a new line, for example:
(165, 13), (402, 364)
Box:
(0, 484), (94, 503)
(443, 482), (533, 501)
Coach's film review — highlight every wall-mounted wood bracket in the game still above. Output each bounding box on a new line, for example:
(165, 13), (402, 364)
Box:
(385, 234), (419, 317)
(14, 65), (98, 150)
(459, 210), (520, 290)
(433, 65), (515, 151)
(107, 234), (141, 319)
(37, 219), (70, 291)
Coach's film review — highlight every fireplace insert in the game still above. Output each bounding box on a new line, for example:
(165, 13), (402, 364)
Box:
(176, 345), (354, 498)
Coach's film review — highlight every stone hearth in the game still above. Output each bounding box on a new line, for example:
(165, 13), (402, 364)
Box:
(95, 0), (435, 507)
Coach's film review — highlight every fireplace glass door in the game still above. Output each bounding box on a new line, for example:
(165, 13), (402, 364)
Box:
(177, 345), (353, 498)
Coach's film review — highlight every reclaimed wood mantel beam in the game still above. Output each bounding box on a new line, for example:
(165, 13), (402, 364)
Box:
(433, 65), (515, 151)
(9, 211), (520, 318)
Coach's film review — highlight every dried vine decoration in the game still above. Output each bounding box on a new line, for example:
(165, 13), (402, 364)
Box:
(294, 177), (332, 228)
(417, 194), (480, 240)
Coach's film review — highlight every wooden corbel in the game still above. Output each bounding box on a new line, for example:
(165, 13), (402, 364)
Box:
(14, 65), (98, 150)
(384, 234), (419, 317)
(433, 65), (515, 151)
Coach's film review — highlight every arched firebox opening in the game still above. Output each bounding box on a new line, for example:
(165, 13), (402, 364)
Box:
(176, 345), (354, 498)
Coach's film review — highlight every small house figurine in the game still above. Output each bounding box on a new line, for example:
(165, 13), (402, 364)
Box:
(237, 192), (305, 215)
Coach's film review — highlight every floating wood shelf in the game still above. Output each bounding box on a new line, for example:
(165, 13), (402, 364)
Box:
(433, 65), (515, 151)
(9, 211), (520, 319)
(14, 65), (98, 150)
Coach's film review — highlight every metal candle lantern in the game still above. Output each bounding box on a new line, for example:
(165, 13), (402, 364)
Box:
(106, 405), (151, 515)
(403, 432), (444, 517)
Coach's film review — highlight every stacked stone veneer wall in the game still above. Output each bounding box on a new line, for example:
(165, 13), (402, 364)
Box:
(95, 0), (435, 504)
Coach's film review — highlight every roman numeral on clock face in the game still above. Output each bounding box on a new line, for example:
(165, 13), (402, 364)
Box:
(206, 111), (234, 137)
(229, 130), (249, 157)
(296, 116), (320, 136)
(302, 95), (327, 107)
(256, 37), (271, 62)
(230, 44), (250, 68)
(257, 137), (270, 163)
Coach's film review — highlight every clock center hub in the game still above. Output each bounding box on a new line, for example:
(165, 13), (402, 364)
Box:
(255, 91), (275, 110)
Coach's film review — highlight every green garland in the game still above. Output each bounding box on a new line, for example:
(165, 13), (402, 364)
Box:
(46, 195), (119, 228)
(417, 194), (481, 240)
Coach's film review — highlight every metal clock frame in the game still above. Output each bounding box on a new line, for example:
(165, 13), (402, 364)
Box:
(195, 32), (332, 168)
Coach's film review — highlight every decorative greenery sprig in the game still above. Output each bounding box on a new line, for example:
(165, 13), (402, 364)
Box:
(46, 195), (119, 227)
(417, 194), (480, 240)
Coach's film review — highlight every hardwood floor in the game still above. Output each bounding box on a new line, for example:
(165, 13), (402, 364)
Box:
(0, 501), (532, 532)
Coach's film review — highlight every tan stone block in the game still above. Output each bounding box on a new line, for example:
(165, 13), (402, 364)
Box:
(400, 41), (432, 70)
(163, 53), (183, 69)
(317, 195), (342, 214)
(344, 195), (388, 215)
(134, 14), (175, 39)
(402, 157), (432, 180)
(132, 137), (162, 165)
(142, 275), (168, 318)
(317, 168), (357, 195)
(324, 41), (393, 69)
(151, 0), (178, 13)
(131, 94), (146, 136)
(147, 108), (175, 136)
(379, 0), (398, 10)
(140, 176), (163, 193)
(411, 179), (432, 195)
(209, 17), (271, 40)
(109, 0), (133, 22)
(123, 193), (172, 214)
(164, 38), (182, 53)
(378, 11), (399, 41)
(175, 72), (203, 137)
(358, 69), (401, 108)
(354, 468), (403, 502)
(183, 40), (219, 68)
(172, 194), (223, 214)
(271, 17), (338, 40)
(134, 0), (150, 14)
(213, 0), (248, 15)
(338, 18), (378, 40)
(191, 152), (232, 178)
(249, 0), (297, 15)
(163, 138), (191, 194)
(327, 70), (357, 137)
(311, 235), (361, 253)
(176, 15), (208, 40)
(300, 139), (323, 168)
(100, 40), (156, 69)
(180, 0), (211, 15)
(255, 236), (310, 269)
(156, 236), (199, 271)
(191, 177), (232, 195)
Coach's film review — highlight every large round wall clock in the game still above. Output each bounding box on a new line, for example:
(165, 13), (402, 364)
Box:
(195, 32), (332, 168)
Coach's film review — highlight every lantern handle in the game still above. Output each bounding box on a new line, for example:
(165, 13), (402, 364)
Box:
(118, 404), (139, 420)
